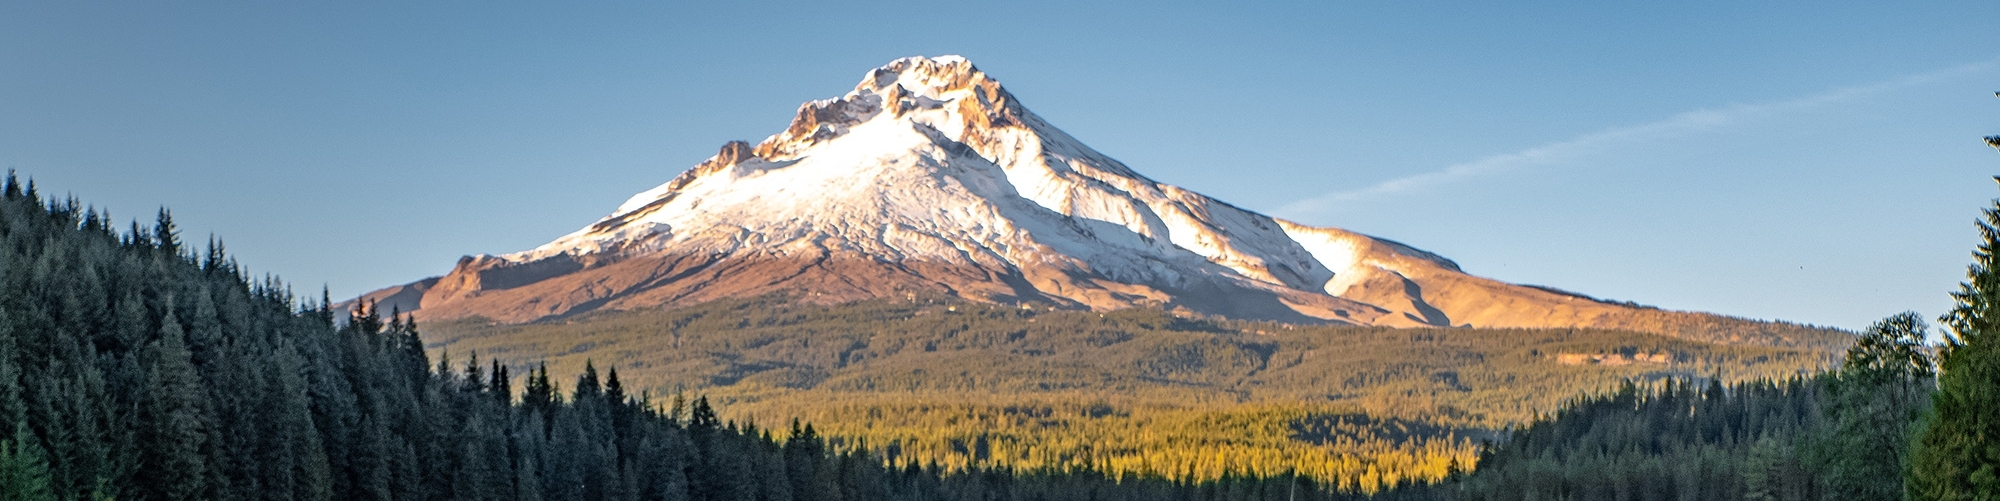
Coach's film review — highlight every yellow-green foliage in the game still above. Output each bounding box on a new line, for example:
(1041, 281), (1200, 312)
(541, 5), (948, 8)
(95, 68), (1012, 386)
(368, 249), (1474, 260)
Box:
(425, 296), (1846, 491)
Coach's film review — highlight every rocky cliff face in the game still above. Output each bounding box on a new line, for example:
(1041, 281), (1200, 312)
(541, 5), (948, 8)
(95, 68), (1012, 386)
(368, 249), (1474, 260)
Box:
(351, 56), (1840, 348)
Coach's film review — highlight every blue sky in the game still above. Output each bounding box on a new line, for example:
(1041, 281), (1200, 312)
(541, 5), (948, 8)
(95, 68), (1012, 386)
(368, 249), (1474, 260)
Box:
(3, 1), (1996, 330)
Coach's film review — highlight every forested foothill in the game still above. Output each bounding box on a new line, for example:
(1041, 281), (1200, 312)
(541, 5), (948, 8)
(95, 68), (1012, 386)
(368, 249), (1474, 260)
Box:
(1369, 313), (1940, 500)
(1373, 182), (2000, 500)
(426, 294), (1843, 491)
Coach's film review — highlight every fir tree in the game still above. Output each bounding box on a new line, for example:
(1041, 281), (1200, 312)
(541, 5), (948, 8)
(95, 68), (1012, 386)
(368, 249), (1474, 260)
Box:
(1910, 182), (2000, 497)
(1987, 92), (1999, 152)
(604, 367), (625, 407)
(136, 311), (211, 501)
(574, 361), (601, 403)
(524, 365), (555, 416)
(491, 362), (511, 406)
(0, 424), (54, 501)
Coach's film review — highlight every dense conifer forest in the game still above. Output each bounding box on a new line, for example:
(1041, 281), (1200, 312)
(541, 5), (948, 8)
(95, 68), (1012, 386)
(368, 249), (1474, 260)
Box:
(1366, 312), (1937, 500)
(5, 166), (1993, 501)
(0, 175), (1390, 500)
(426, 294), (1840, 490)
(1364, 176), (2000, 500)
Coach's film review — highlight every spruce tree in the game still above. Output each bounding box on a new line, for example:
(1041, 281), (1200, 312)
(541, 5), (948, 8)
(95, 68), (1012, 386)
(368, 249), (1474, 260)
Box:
(136, 312), (211, 501)
(604, 367), (624, 407)
(523, 365), (555, 416)
(1911, 176), (2000, 500)
(152, 208), (180, 257)
(1987, 92), (1999, 152)
(573, 361), (601, 403)
(0, 424), (54, 501)
(785, 421), (821, 501)
(490, 362), (511, 406)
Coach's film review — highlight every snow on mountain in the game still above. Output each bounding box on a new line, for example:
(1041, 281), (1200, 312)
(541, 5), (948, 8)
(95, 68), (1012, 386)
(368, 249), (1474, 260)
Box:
(356, 56), (1840, 347)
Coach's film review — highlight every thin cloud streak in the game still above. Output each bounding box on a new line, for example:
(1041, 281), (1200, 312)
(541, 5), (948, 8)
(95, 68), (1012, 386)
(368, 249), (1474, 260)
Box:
(1276, 59), (2000, 218)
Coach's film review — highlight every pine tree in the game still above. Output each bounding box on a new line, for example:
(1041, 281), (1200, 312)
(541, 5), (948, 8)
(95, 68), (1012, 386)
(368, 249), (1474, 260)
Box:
(463, 351), (487, 394)
(269, 340), (333, 501)
(491, 362), (511, 406)
(573, 361), (601, 403)
(1911, 180), (2000, 498)
(1987, 92), (1999, 152)
(524, 365), (555, 417)
(136, 311), (211, 501)
(153, 208), (180, 257)
(604, 367), (624, 407)
(0, 424), (54, 501)
(786, 420), (821, 501)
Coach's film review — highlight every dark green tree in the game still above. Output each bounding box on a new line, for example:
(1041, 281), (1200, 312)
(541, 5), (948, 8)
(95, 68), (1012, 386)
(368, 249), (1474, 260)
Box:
(573, 361), (601, 403)
(524, 365), (556, 417)
(786, 420), (822, 501)
(490, 361), (510, 406)
(604, 367), (624, 407)
(136, 312), (211, 501)
(0, 424), (54, 501)
(1910, 163), (2000, 499)
(153, 208), (180, 257)
(1986, 92), (1999, 152)
(1814, 312), (1934, 500)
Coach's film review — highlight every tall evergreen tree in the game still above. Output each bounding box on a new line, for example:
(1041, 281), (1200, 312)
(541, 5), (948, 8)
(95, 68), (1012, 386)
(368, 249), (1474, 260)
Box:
(0, 424), (54, 501)
(574, 361), (601, 403)
(1909, 191), (2000, 497)
(524, 365), (555, 417)
(604, 367), (625, 407)
(491, 362), (511, 406)
(1987, 92), (1999, 152)
(153, 208), (180, 257)
(136, 311), (210, 501)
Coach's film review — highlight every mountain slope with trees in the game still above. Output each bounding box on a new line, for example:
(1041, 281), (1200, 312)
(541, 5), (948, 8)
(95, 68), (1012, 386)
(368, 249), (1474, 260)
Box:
(424, 294), (1843, 490)
(1379, 312), (1937, 500)
(0, 175), (1398, 501)
(1374, 144), (2000, 499)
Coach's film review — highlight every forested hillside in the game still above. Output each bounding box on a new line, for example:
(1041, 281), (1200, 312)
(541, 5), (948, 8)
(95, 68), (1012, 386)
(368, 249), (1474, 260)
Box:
(1363, 173), (2000, 500)
(25, 170), (1965, 501)
(0, 175), (1401, 501)
(427, 295), (1845, 490)
(1366, 292), (1941, 500)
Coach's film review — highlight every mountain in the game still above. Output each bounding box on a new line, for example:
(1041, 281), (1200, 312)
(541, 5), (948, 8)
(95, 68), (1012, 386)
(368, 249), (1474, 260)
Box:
(358, 55), (1834, 347)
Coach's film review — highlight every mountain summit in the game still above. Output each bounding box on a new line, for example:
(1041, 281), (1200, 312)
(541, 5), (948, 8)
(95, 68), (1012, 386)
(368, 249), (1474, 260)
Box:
(358, 56), (1829, 346)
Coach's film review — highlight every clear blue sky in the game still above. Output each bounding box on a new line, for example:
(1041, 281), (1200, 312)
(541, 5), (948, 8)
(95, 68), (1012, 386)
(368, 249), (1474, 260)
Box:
(3, 1), (1996, 331)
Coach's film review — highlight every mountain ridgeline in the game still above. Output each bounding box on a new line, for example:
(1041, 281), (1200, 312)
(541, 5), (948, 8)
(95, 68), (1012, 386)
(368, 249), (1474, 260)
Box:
(354, 55), (1842, 348)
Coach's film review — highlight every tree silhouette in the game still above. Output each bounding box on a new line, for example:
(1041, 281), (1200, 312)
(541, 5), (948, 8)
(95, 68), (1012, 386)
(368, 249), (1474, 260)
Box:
(1908, 157), (2000, 498)
(1988, 92), (1999, 151)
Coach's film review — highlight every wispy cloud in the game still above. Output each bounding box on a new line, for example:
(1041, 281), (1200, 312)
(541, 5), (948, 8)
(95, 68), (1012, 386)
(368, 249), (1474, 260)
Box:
(1276, 59), (2000, 218)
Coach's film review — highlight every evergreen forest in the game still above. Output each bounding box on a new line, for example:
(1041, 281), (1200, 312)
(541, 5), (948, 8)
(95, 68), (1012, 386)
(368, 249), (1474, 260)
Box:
(424, 292), (1843, 490)
(0, 163), (1993, 501)
(0, 175), (1377, 500)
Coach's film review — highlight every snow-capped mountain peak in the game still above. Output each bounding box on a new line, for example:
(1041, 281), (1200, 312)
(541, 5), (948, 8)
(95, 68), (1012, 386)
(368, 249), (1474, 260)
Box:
(356, 56), (1832, 347)
(516, 55), (1426, 298)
